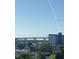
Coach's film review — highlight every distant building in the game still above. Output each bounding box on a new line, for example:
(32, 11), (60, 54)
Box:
(56, 33), (64, 46)
(48, 33), (64, 46)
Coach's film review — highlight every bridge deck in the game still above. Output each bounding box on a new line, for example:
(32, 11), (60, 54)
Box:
(15, 37), (48, 39)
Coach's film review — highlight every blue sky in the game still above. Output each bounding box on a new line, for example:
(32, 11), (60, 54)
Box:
(15, 0), (64, 37)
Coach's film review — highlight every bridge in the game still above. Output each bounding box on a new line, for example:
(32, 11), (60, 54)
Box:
(15, 37), (49, 40)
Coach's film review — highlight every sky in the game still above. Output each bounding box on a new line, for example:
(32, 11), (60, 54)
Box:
(15, 0), (64, 37)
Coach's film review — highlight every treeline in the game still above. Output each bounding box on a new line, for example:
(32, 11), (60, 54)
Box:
(15, 42), (64, 59)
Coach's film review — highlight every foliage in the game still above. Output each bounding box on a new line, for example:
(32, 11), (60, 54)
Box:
(15, 53), (32, 59)
(15, 41), (64, 59)
(35, 42), (52, 59)
(36, 42), (52, 52)
(34, 52), (41, 59)
(49, 54), (56, 59)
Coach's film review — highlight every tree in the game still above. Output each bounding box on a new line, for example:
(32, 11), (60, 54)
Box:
(35, 42), (52, 59)
(56, 47), (64, 59)
(49, 53), (56, 59)
(35, 51), (41, 59)
(21, 53), (32, 59)
(15, 53), (32, 59)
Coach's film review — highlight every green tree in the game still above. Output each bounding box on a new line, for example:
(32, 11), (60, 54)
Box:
(35, 42), (52, 59)
(34, 51), (41, 59)
(15, 53), (32, 59)
(49, 54), (56, 59)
